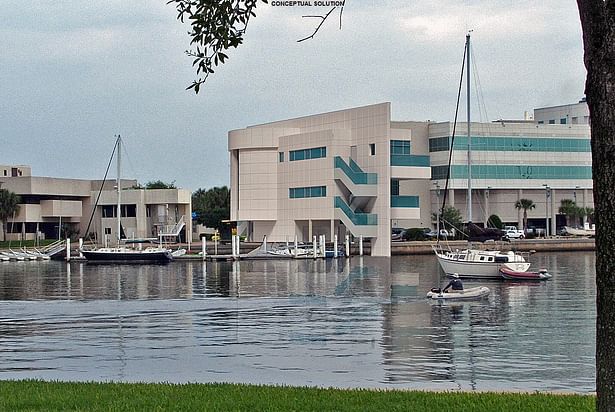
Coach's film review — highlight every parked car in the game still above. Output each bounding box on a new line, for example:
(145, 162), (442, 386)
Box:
(426, 229), (449, 239)
(391, 228), (406, 242)
(503, 226), (524, 239)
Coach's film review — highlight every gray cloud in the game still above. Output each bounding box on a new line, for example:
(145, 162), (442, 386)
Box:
(0, 1), (586, 191)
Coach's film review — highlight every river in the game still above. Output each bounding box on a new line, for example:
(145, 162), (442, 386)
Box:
(0, 251), (595, 392)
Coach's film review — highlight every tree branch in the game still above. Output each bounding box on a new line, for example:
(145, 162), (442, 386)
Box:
(297, 6), (338, 43)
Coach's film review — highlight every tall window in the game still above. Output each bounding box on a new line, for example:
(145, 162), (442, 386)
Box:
(391, 179), (400, 196)
(369, 143), (376, 156)
(279, 152), (284, 162)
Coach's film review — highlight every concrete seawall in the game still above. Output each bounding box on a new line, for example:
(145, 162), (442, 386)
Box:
(391, 238), (595, 255)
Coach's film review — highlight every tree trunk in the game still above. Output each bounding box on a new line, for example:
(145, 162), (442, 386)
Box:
(576, 1), (615, 410)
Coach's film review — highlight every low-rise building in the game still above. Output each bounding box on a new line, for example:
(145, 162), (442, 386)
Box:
(0, 165), (192, 244)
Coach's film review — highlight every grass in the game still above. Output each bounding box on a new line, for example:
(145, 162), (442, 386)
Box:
(0, 381), (595, 411)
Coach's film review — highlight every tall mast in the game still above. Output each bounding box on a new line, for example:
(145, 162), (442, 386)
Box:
(116, 135), (122, 246)
(466, 33), (472, 223)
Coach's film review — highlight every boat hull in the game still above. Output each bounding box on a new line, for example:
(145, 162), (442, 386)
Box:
(427, 286), (490, 300)
(500, 267), (552, 281)
(435, 254), (531, 279)
(81, 249), (173, 263)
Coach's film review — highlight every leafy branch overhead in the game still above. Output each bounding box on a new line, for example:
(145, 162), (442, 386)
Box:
(168, 0), (269, 93)
(169, 0), (343, 93)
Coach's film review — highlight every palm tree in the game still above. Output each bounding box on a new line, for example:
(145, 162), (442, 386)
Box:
(514, 199), (535, 232)
(558, 198), (579, 227)
(0, 189), (21, 241)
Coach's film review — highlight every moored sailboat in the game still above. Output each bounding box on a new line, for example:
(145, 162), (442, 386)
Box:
(80, 136), (173, 263)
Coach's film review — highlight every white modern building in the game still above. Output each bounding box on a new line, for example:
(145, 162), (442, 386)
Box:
(0, 164), (192, 244)
(534, 98), (590, 125)
(229, 101), (593, 257)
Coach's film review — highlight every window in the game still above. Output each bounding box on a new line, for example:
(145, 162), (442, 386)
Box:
(121, 204), (136, 218)
(289, 146), (326, 161)
(369, 143), (376, 156)
(391, 179), (399, 196)
(572, 117), (578, 124)
(560, 118), (567, 124)
(104, 227), (112, 235)
(279, 152), (284, 162)
(146, 205), (151, 218)
(102, 205), (116, 218)
(289, 186), (327, 199)
(537, 121), (544, 125)
(390, 140), (411, 155)
(548, 119), (556, 124)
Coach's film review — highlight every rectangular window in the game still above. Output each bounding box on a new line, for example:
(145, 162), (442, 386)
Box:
(390, 140), (411, 155)
(369, 143), (376, 156)
(289, 186), (327, 199)
(289, 146), (326, 162)
(548, 119), (555, 124)
(104, 227), (112, 235)
(391, 179), (400, 196)
(537, 121), (544, 125)
(572, 117), (578, 124)
(560, 118), (567, 124)
(121, 204), (136, 218)
(279, 152), (284, 162)
(102, 205), (116, 218)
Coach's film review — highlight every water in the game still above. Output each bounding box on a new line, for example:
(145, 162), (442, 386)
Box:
(0, 252), (596, 392)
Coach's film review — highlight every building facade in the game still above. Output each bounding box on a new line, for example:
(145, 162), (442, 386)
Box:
(229, 101), (594, 257)
(0, 165), (192, 244)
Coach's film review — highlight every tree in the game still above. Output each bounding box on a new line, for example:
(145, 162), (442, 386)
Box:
(145, 180), (177, 189)
(0, 189), (21, 241)
(432, 206), (462, 232)
(558, 198), (579, 227)
(192, 186), (230, 236)
(487, 214), (503, 229)
(576, 1), (615, 409)
(514, 199), (536, 231)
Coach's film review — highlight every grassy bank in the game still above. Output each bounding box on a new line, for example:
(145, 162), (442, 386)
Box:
(0, 381), (595, 411)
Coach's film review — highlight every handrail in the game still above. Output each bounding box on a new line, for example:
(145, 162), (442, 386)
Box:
(334, 157), (377, 185)
(334, 197), (377, 225)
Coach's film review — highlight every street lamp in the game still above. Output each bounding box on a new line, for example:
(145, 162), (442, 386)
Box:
(542, 184), (551, 237)
(434, 182), (441, 238)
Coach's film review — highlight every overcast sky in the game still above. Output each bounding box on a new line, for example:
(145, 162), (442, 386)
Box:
(0, 1), (586, 191)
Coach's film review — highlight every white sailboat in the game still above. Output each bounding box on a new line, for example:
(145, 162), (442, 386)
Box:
(433, 34), (532, 279)
(80, 135), (173, 263)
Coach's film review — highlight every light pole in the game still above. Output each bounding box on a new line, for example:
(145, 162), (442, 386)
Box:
(542, 184), (550, 237)
(434, 182), (441, 238)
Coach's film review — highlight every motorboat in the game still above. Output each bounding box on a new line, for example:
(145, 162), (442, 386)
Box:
(500, 266), (552, 281)
(426, 286), (490, 300)
(433, 244), (531, 279)
(563, 223), (595, 237)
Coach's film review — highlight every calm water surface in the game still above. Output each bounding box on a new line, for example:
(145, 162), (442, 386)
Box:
(0, 252), (595, 392)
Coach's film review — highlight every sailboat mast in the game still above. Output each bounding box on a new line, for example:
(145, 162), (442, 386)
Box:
(116, 135), (122, 246)
(466, 33), (472, 223)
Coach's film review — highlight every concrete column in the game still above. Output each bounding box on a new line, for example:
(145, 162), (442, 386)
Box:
(231, 235), (236, 258)
(345, 234), (350, 257)
(78, 238), (83, 258)
(334, 235), (338, 258)
(202, 237), (206, 260)
(66, 238), (71, 262)
(330, 220), (334, 243)
(312, 236), (317, 259)
(359, 235), (364, 256)
(308, 220), (313, 241)
(550, 188), (556, 236)
(294, 235), (298, 258)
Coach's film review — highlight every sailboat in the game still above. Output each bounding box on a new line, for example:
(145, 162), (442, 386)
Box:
(432, 34), (534, 279)
(80, 135), (174, 263)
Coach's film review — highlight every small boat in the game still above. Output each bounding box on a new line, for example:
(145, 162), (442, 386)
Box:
(426, 286), (490, 300)
(433, 245), (531, 279)
(500, 266), (552, 281)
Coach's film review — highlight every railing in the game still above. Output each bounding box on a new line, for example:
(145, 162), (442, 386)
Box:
(334, 197), (377, 225)
(159, 215), (186, 237)
(334, 157), (377, 185)
(390, 154), (431, 167)
(40, 239), (66, 256)
(391, 195), (420, 208)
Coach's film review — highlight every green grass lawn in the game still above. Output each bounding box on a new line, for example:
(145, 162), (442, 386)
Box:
(0, 239), (57, 248)
(0, 381), (595, 411)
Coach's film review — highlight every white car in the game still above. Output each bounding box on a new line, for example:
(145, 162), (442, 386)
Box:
(503, 227), (525, 239)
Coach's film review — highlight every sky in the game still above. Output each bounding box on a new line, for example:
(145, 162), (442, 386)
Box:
(0, 1), (586, 191)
